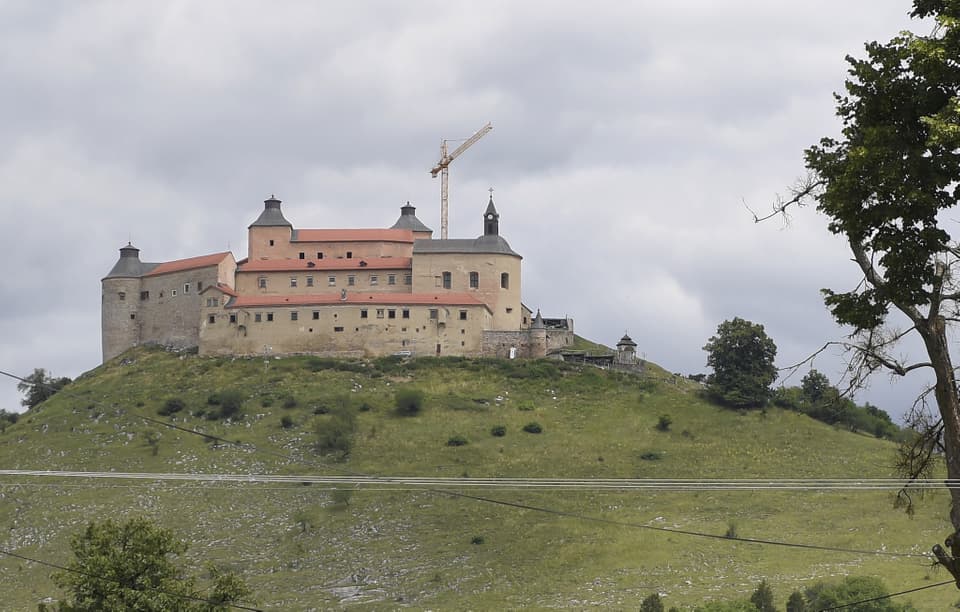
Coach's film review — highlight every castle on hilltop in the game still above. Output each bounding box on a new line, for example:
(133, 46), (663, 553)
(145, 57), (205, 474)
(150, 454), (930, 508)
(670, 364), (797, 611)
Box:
(101, 196), (574, 362)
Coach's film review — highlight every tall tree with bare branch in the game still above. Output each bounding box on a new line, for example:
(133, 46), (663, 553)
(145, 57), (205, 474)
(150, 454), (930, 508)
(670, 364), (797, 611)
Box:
(766, 0), (960, 570)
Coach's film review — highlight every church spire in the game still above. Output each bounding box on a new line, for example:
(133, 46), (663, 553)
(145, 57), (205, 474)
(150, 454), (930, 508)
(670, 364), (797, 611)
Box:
(483, 189), (499, 236)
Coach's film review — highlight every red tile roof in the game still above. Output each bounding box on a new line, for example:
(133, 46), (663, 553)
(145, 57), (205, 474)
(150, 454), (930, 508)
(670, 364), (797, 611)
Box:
(228, 292), (489, 310)
(201, 282), (238, 297)
(144, 252), (232, 277)
(238, 257), (412, 272)
(292, 229), (414, 243)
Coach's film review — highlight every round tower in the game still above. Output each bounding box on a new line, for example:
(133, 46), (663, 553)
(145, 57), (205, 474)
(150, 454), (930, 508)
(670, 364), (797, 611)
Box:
(101, 243), (144, 362)
(616, 332), (638, 364)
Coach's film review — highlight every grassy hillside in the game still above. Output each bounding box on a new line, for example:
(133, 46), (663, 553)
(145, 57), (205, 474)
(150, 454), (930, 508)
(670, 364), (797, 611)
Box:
(0, 347), (953, 610)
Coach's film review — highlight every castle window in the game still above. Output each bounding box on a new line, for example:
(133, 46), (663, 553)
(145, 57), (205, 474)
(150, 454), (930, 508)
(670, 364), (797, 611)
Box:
(360, 309), (368, 319)
(197, 281), (203, 291)
(429, 309), (438, 320)
(298, 252), (305, 260)
(290, 277), (297, 288)
(442, 272), (451, 289)
(229, 314), (237, 323)
(404, 274), (412, 285)
(388, 274), (396, 285)
(459, 310), (467, 320)
(306, 276), (314, 287)
(346, 251), (353, 259)
(376, 309), (384, 319)
(208, 315), (215, 324)
(140, 291), (149, 300)
(317, 252), (323, 259)
(258, 277), (267, 289)
(388, 309), (396, 319)
(255, 313), (262, 322)
(130, 314), (136, 320)
(370, 275), (378, 286)
(402, 309), (410, 319)
(312, 311), (319, 320)
(118, 292), (125, 301)
(500, 273), (509, 289)
(290, 311), (298, 321)
(328, 276), (336, 286)
(172, 289), (177, 297)
(159, 291), (164, 298)
(348, 275), (355, 286)
(469, 272), (479, 288)
(267, 312), (274, 322)
(506, 307), (513, 313)
(461, 328), (465, 334)
(269, 239), (275, 246)
(183, 283), (190, 294)
(334, 326), (344, 332)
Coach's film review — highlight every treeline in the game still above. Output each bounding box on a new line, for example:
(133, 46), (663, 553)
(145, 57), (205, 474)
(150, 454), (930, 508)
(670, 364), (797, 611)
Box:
(640, 575), (913, 611)
(771, 369), (900, 440)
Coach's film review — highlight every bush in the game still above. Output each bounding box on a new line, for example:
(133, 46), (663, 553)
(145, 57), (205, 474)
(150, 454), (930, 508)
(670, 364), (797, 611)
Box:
(724, 522), (738, 539)
(640, 593), (665, 612)
(280, 415), (296, 429)
(656, 414), (672, 432)
(395, 387), (425, 416)
(490, 425), (507, 437)
(158, 398), (185, 417)
(447, 435), (469, 446)
(470, 535), (484, 545)
(522, 422), (543, 434)
(216, 390), (244, 419)
(281, 395), (297, 409)
(315, 407), (357, 459)
(640, 451), (661, 461)
(260, 397), (274, 408)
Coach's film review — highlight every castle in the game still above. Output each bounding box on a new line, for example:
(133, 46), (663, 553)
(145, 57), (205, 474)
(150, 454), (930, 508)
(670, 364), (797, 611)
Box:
(101, 196), (574, 362)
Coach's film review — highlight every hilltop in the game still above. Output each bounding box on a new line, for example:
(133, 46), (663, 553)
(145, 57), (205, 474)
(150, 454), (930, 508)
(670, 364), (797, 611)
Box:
(0, 346), (953, 609)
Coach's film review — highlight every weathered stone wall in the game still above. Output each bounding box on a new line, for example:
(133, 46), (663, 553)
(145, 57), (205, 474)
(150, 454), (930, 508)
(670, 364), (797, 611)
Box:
(200, 302), (491, 358)
(481, 328), (547, 358)
(137, 266), (225, 351)
(235, 268), (412, 295)
(101, 277), (143, 362)
(412, 252), (522, 330)
(546, 328), (575, 352)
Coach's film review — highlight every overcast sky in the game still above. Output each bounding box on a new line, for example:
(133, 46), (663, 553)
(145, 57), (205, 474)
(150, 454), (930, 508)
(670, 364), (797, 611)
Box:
(0, 1), (936, 420)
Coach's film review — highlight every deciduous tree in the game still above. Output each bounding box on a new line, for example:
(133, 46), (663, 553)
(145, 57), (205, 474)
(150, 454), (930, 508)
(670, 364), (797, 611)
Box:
(702, 317), (777, 408)
(764, 0), (960, 563)
(46, 517), (254, 611)
(17, 368), (70, 409)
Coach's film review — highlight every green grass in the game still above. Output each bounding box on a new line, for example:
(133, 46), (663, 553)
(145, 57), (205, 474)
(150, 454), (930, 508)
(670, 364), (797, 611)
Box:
(0, 346), (954, 609)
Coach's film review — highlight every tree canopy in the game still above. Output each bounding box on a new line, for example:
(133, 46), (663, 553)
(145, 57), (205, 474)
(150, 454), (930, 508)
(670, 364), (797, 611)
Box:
(44, 517), (254, 611)
(770, 0), (960, 564)
(17, 368), (70, 409)
(702, 317), (778, 408)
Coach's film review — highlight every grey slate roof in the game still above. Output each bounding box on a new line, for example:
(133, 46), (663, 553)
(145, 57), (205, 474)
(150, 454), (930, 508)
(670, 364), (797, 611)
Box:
(390, 203), (433, 233)
(413, 234), (520, 257)
(248, 196), (292, 228)
(103, 244), (158, 279)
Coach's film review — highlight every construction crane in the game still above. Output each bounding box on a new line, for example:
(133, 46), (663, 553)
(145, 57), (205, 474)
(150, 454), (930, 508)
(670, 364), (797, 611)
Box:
(430, 122), (493, 239)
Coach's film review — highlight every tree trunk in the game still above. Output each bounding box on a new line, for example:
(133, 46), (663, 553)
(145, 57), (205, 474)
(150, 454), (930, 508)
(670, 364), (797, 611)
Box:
(920, 315), (960, 551)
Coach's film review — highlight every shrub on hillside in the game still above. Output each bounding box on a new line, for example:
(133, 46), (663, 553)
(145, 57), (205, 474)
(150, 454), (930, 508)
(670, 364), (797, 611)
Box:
(446, 435), (469, 447)
(522, 422), (543, 434)
(640, 593), (664, 612)
(282, 394), (297, 409)
(656, 414), (672, 432)
(315, 406), (357, 460)
(280, 415), (296, 429)
(490, 425), (507, 437)
(395, 387), (425, 416)
(158, 398), (185, 417)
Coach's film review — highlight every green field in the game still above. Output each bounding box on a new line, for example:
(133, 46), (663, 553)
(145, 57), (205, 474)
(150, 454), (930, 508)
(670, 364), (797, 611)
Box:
(0, 346), (954, 609)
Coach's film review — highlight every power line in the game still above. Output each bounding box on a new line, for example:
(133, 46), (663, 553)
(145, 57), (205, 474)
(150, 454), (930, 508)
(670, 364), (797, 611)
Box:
(0, 368), (938, 562)
(816, 578), (954, 610)
(0, 548), (263, 611)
